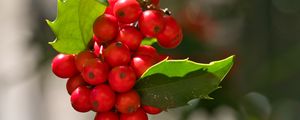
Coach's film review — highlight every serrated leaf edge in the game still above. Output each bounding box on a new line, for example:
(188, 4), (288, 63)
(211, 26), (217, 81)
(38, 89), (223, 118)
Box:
(140, 55), (235, 79)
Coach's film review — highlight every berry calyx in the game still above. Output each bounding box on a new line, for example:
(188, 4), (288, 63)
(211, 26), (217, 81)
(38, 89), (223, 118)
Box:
(81, 59), (109, 85)
(75, 50), (96, 72)
(103, 42), (131, 67)
(116, 90), (141, 113)
(138, 10), (165, 37)
(109, 66), (137, 93)
(114, 0), (142, 24)
(93, 42), (101, 57)
(117, 26), (144, 50)
(95, 112), (119, 120)
(52, 54), (78, 78)
(90, 84), (116, 112)
(93, 14), (118, 42)
(120, 108), (148, 120)
(66, 74), (88, 95)
(70, 86), (92, 112)
(142, 105), (162, 114)
(157, 16), (183, 49)
(131, 55), (157, 77)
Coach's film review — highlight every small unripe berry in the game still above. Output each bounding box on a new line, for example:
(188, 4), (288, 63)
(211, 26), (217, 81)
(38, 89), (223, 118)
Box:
(52, 54), (78, 78)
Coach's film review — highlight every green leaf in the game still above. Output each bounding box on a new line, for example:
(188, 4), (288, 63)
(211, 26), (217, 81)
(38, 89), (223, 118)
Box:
(135, 56), (234, 110)
(47, 0), (106, 54)
(141, 38), (157, 46)
(96, 0), (109, 6)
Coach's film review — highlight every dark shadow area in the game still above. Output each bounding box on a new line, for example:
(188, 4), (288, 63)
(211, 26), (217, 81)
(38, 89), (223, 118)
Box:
(136, 69), (220, 110)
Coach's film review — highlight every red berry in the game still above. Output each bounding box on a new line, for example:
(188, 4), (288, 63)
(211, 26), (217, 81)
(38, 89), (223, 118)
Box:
(94, 14), (118, 42)
(142, 105), (162, 114)
(105, 0), (118, 15)
(158, 54), (170, 61)
(66, 74), (88, 95)
(93, 35), (104, 44)
(103, 42), (131, 67)
(131, 55), (157, 77)
(138, 10), (165, 37)
(95, 112), (119, 120)
(119, 23), (133, 29)
(81, 59), (109, 85)
(117, 27), (144, 50)
(157, 16), (183, 48)
(109, 66), (136, 93)
(150, 0), (159, 6)
(52, 54), (78, 78)
(113, 0), (142, 24)
(120, 108), (148, 120)
(75, 50), (96, 72)
(135, 45), (159, 59)
(116, 90), (141, 113)
(70, 86), (92, 112)
(90, 84), (116, 112)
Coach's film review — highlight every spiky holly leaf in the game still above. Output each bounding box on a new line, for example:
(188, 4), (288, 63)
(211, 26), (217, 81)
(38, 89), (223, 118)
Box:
(135, 56), (234, 110)
(96, 0), (108, 6)
(47, 0), (105, 54)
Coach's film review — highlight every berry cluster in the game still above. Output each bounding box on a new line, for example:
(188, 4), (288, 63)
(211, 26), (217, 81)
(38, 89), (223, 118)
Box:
(51, 0), (183, 119)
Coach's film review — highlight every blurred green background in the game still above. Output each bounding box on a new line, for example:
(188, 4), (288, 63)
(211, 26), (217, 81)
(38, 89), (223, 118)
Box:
(0, 0), (300, 120)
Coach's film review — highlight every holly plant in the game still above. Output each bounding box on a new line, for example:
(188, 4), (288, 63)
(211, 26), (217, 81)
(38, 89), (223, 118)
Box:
(47, 0), (234, 119)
